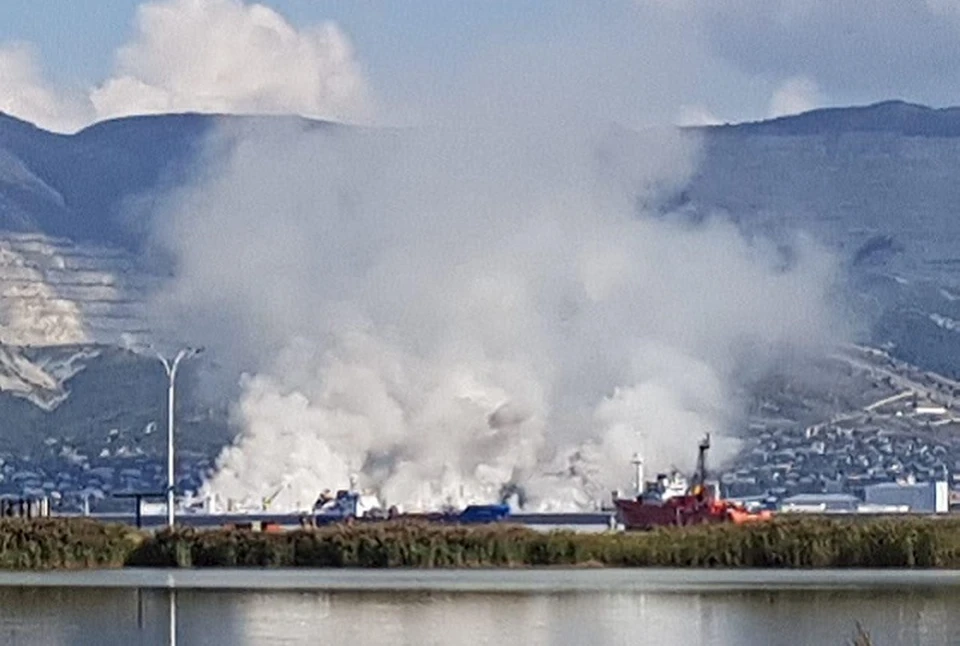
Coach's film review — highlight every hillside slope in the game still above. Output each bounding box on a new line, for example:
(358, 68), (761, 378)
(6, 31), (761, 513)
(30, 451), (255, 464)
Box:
(689, 101), (960, 372)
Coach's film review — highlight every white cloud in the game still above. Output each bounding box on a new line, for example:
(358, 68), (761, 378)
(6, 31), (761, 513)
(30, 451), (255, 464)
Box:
(632, 0), (960, 116)
(698, 0), (960, 108)
(0, 43), (93, 132)
(768, 76), (820, 118)
(91, 0), (370, 124)
(8, 0), (960, 134)
(0, 0), (370, 133)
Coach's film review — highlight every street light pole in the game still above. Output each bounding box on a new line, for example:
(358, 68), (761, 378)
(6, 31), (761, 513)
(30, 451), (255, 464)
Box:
(158, 347), (202, 529)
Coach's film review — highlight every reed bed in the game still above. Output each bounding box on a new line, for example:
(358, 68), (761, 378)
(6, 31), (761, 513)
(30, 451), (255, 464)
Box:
(3, 516), (960, 569)
(0, 517), (140, 570)
(126, 516), (960, 568)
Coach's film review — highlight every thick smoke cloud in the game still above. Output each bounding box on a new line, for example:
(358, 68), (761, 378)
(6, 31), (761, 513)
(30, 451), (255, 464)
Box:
(0, 0), (370, 133)
(150, 117), (847, 512)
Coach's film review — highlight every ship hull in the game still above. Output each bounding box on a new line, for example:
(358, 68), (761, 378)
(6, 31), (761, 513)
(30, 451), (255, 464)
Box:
(614, 497), (773, 530)
(614, 496), (724, 530)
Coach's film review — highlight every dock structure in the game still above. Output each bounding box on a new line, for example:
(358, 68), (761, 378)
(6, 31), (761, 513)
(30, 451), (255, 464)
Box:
(0, 495), (51, 519)
(113, 491), (168, 528)
(64, 510), (618, 533)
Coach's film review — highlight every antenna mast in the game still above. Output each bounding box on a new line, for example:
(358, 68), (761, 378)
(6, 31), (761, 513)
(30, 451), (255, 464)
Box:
(692, 433), (711, 488)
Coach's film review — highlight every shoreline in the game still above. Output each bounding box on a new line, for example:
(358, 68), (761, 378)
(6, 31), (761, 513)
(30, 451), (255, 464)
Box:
(4, 567), (960, 592)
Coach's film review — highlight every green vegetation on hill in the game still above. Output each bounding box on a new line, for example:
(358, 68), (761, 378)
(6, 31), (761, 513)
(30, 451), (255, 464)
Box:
(3, 516), (960, 569)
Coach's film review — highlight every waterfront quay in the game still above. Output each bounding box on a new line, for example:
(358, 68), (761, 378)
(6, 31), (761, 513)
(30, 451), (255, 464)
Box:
(75, 511), (618, 533)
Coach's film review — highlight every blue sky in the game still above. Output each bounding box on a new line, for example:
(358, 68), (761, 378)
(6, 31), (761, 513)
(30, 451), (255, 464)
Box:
(4, 1), (960, 132)
(0, 2), (130, 82)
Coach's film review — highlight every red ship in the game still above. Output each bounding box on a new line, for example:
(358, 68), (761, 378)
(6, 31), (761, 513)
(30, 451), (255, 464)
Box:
(613, 434), (773, 530)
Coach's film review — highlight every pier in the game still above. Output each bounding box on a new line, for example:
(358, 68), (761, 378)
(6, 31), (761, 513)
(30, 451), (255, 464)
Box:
(0, 495), (51, 519)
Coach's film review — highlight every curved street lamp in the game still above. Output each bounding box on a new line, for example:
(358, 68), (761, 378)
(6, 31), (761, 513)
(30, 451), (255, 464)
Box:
(157, 347), (203, 529)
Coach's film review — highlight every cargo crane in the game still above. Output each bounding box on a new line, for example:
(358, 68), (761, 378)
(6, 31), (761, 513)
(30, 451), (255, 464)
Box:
(261, 480), (290, 511)
(613, 433), (773, 530)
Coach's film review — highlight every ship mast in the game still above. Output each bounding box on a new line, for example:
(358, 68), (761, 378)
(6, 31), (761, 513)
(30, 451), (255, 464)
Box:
(691, 433), (710, 490)
(631, 452), (645, 497)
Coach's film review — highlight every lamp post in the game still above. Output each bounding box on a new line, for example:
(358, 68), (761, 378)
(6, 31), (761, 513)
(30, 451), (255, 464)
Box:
(158, 347), (203, 529)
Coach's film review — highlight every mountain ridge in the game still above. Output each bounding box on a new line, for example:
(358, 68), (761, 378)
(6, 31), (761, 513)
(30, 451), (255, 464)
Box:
(3, 99), (960, 248)
(706, 100), (960, 137)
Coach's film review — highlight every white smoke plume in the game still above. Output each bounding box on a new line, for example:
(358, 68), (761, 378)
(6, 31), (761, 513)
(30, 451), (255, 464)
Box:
(0, 0), (370, 133)
(149, 114), (847, 512)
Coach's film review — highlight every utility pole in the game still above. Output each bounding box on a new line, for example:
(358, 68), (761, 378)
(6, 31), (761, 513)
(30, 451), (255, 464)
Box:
(157, 347), (203, 529)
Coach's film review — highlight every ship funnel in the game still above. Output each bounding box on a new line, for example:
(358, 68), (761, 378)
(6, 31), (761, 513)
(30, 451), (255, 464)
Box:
(631, 452), (645, 497)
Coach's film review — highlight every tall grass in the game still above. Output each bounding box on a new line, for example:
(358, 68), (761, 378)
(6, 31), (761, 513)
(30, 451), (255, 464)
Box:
(0, 518), (140, 570)
(126, 516), (960, 568)
(3, 516), (960, 569)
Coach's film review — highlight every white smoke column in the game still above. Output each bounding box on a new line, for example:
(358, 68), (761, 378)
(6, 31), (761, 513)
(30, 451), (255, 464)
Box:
(149, 114), (846, 512)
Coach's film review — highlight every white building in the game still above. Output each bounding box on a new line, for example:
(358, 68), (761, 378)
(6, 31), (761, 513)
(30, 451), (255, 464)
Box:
(779, 493), (860, 513)
(863, 480), (949, 513)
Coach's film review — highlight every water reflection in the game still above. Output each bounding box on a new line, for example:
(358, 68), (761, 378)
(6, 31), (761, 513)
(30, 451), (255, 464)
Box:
(0, 582), (959, 645)
(169, 590), (176, 646)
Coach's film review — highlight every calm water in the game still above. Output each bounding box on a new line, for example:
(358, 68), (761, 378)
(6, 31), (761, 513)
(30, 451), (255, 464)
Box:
(0, 569), (959, 645)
